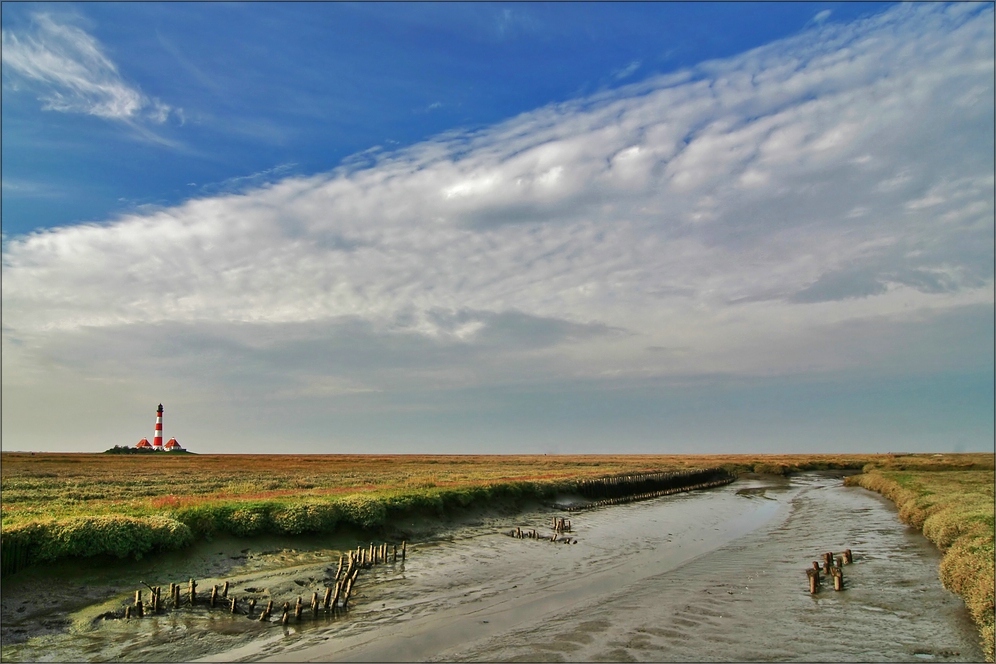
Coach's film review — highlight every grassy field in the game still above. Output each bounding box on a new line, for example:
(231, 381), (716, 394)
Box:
(2, 451), (992, 655)
(847, 466), (995, 661)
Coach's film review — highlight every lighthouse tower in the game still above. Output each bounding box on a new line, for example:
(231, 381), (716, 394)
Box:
(153, 404), (164, 450)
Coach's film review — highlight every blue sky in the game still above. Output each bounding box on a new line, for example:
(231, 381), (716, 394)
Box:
(2, 2), (993, 454)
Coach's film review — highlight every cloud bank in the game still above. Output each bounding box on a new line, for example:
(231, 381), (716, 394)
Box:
(1, 13), (175, 123)
(2, 3), (993, 450)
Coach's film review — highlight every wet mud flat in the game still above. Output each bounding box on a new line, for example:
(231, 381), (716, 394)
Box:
(1, 473), (984, 662)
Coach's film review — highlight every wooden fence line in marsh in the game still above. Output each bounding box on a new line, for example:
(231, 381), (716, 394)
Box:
(94, 540), (407, 628)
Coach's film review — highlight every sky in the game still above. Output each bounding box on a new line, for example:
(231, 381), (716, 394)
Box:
(1, 2), (993, 455)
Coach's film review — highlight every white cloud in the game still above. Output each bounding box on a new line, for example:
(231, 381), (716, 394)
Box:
(1, 13), (177, 124)
(613, 60), (641, 80)
(2, 4), (993, 446)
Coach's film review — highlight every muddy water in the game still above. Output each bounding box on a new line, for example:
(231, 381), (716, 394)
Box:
(1, 474), (983, 662)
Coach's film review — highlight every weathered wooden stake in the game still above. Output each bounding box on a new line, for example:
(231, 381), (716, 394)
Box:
(393, 544), (398, 562)
(135, 590), (142, 605)
(231, 597), (238, 613)
(833, 568), (843, 591)
(189, 579), (197, 605)
(402, 540), (407, 561)
(294, 597), (303, 620)
(807, 568), (819, 594)
(210, 585), (218, 607)
(248, 598), (256, 616)
(843, 549), (853, 564)
(342, 579), (353, 608)
(331, 580), (342, 609)
(323, 587), (333, 610)
(222, 581), (229, 599)
(335, 555), (344, 580)
(281, 610), (289, 626)
(125, 606), (132, 619)
(136, 600), (145, 617)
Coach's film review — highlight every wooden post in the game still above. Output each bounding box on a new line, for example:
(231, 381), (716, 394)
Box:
(323, 587), (333, 610)
(843, 549), (853, 564)
(210, 585), (217, 608)
(248, 598), (256, 616)
(222, 581), (229, 599)
(807, 568), (818, 594)
(343, 578), (353, 608)
(281, 609), (289, 626)
(833, 568), (843, 591)
(331, 580), (342, 609)
(393, 544), (398, 562)
(231, 597), (238, 613)
(135, 590), (142, 606)
(402, 540), (407, 562)
(335, 555), (344, 581)
(836, 556), (843, 569)
(189, 579), (197, 605)
(136, 600), (144, 618)
(294, 597), (302, 620)
(311, 591), (319, 613)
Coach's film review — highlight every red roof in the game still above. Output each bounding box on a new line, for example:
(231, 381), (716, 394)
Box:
(164, 438), (181, 449)
(135, 438), (152, 448)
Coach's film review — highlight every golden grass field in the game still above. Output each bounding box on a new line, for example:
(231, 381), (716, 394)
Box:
(2, 451), (992, 658)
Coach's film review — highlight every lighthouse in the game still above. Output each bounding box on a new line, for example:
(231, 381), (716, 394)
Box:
(153, 404), (164, 450)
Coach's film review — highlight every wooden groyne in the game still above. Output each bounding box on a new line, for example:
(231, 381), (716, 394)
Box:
(96, 540), (407, 627)
(805, 548), (854, 594)
(567, 468), (735, 511)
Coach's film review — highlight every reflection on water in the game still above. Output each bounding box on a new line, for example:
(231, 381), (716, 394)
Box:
(1, 474), (984, 662)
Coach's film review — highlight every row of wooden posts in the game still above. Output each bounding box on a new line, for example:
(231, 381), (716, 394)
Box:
(507, 517), (575, 543)
(806, 548), (853, 593)
(575, 468), (733, 500)
(118, 541), (406, 624)
(566, 477), (737, 512)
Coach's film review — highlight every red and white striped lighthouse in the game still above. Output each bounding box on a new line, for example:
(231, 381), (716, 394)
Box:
(153, 404), (164, 450)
